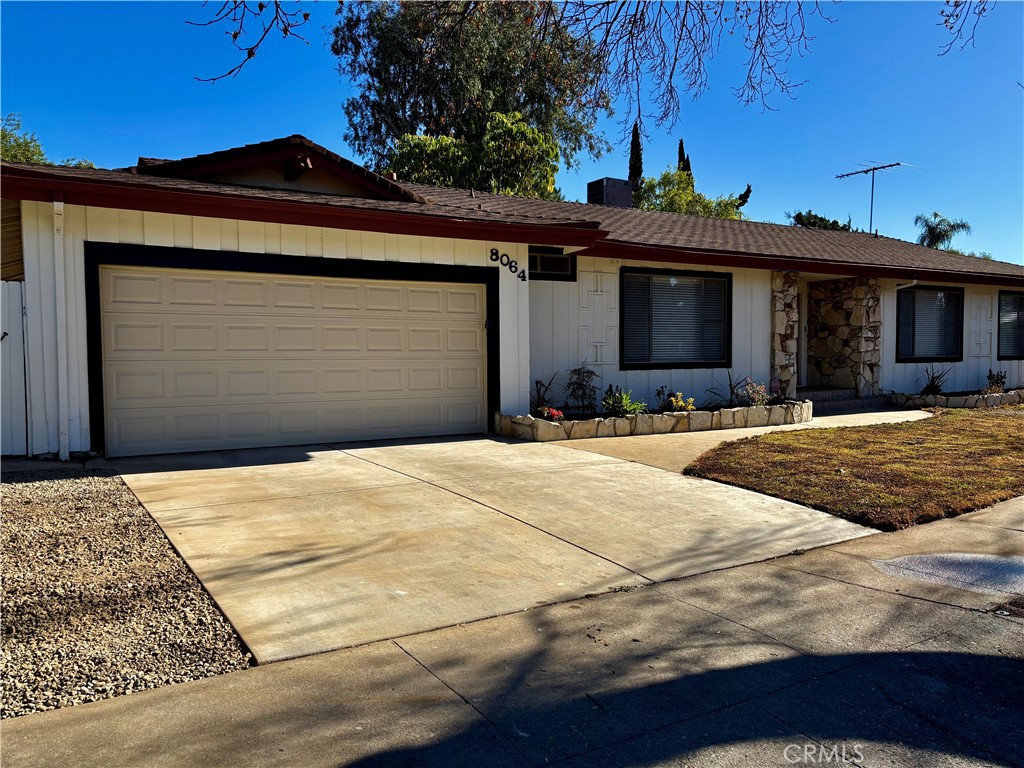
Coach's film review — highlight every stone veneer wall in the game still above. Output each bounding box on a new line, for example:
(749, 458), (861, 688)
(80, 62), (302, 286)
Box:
(771, 271), (800, 399)
(495, 400), (813, 442)
(893, 389), (1023, 409)
(807, 277), (882, 397)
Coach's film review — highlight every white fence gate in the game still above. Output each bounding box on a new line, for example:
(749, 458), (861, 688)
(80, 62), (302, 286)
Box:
(2, 281), (28, 455)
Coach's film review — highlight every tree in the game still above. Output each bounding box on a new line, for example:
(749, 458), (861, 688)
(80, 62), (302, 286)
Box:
(914, 211), (972, 249)
(2, 114), (47, 164)
(1, 114), (93, 167)
(677, 138), (692, 176)
(944, 247), (993, 260)
(635, 167), (749, 220)
(788, 210), (853, 231)
(628, 121), (643, 191)
(385, 112), (560, 199)
(196, 2), (992, 126)
(329, 1), (610, 171)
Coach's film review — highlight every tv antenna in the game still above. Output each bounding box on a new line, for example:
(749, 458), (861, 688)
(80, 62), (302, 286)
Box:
(835, 162), (902, 233)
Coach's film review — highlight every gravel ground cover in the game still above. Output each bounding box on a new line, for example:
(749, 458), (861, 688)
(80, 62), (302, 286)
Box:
(1, 466), (252, 718)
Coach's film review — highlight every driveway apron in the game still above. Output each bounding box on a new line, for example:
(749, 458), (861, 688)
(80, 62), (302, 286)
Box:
(113, 437), (870, 663)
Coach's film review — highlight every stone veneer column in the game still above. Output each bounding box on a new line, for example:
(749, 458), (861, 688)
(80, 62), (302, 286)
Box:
(851, 278), (882, 396)
(771, 271), (800, 399)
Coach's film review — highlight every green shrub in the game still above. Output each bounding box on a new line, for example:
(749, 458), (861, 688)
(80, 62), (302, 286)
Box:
(602, 385), (648, 416)
(564, 361), (599, 413)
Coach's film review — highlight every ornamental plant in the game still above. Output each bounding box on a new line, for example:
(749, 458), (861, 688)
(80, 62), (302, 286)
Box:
(669, 394), (696, 411)
(602, 385), (648, 416)
(982, 369), (1007, 395)
(536, 406), (565, 422)
(737, 379), (771, 407)
(564, 361), (599, 414)
(656, 386), (696, 411)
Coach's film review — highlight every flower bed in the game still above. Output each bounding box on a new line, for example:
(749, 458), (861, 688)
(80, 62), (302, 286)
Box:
(495, 400), (813, 442)
(893, 389), (1023, 410)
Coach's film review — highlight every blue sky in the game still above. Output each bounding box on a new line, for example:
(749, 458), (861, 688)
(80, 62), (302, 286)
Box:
(2, 1), (1022, 263)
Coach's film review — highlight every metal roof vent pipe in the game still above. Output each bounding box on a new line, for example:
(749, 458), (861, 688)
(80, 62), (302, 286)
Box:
(587, 178), (634, 208)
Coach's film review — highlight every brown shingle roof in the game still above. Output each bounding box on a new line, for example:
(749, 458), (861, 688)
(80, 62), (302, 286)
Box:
(404, 183), (1024, 280)
(0, 161), (596, 231)
(3, 144), (1022, 284)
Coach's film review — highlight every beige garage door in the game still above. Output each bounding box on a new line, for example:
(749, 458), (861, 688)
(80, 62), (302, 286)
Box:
(101, 266), (487, 457)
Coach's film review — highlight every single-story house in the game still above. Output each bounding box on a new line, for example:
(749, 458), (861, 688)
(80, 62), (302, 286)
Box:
(2, 135), (1022, 458)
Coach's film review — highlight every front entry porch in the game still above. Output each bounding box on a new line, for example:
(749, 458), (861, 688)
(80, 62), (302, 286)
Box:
(771, 271), (883, 401)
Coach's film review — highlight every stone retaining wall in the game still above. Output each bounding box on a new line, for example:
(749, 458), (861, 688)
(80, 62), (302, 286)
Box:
(893, 389), (1023, 410)
(495, 401), (814, 442)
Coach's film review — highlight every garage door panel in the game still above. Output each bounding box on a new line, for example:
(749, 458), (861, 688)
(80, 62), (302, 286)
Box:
(103, 269), (481, 321)
(168, 276), (218, 306)
(101, 266), (487, 456)
(107, 396), (486, 456)
(106, 358), (485, 407)
(223, 278), (270, 307)
(104, 314), (482, 359)
(105, 271), (163, 305)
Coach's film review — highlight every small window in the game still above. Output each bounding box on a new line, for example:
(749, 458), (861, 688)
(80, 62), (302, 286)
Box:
(896, 286), (964, 363)
(528, 246), (576, 282)
(620, 268), (731, 369)
(998, 291), (1024, 360)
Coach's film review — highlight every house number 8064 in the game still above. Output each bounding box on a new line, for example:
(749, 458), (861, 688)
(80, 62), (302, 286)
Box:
(490, 248), (527, 282)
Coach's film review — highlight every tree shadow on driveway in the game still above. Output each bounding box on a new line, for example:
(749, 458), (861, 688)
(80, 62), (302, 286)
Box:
(349, 649), (1024, 767)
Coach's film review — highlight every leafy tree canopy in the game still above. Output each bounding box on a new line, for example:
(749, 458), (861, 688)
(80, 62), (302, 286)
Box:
(330, 1), (610, 171)
(199, 2), (992, 129)
(788, 209), (852, 231)
(944, 247), (993, 261)
(635, 168), (749, 220)
(1, 113), (94, 168)
(914, 211), (972, 249)
(385, 112), (561, 199)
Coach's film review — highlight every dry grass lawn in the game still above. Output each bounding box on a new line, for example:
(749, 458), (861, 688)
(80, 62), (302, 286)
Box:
(685, 407), (1024, 531)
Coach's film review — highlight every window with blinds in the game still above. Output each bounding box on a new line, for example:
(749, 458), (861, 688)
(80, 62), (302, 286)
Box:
(621, 269), (731, 369)
(998, 291), (1024, 360)
(896, 286), (964, 362)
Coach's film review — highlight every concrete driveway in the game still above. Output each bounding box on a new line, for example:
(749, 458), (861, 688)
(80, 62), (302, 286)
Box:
(112, 436), (871, 663)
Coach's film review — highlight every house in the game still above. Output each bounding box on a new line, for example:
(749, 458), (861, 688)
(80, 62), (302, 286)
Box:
(1, 135), (1022, 458)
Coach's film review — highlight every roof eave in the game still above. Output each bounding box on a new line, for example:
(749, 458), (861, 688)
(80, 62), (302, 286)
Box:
(585, 241), (1024, 287)
(0, 168), (607, 248)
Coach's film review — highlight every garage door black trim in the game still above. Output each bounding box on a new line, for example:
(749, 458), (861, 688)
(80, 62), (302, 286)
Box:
(85, 241), (501, 455)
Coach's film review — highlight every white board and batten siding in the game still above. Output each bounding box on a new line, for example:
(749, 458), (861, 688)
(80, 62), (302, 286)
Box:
(879, 279), (1024, 394)
(19, 201), (532, 456)
(1, 281), (28, 455)
(530, 255), (772, 408)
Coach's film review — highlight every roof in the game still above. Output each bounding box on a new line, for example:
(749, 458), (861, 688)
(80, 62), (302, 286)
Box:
(2, 135), (1022, 286)
(407, 184), (1024, 281)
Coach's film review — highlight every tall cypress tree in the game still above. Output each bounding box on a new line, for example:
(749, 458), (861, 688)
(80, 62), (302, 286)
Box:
(628, 121), (643, 190)
(677, 137), (692, 176)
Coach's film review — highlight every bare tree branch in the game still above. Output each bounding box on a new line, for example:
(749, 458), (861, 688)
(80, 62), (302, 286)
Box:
(189, 1), (311, 82)
(195, 0), (993, 132)
(938, 0), (991, 55)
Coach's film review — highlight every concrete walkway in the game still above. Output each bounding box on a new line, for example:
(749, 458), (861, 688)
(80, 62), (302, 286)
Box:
(108, 435), (872, 663)
(4, 497), (1021, 768)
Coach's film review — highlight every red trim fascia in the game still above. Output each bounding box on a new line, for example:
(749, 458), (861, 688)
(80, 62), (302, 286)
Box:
(584, 241), (1024, 288)
(2, 172), (607, 247)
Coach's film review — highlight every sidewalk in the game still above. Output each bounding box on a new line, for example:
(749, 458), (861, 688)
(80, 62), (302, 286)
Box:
(3, 497), (1021, 768)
